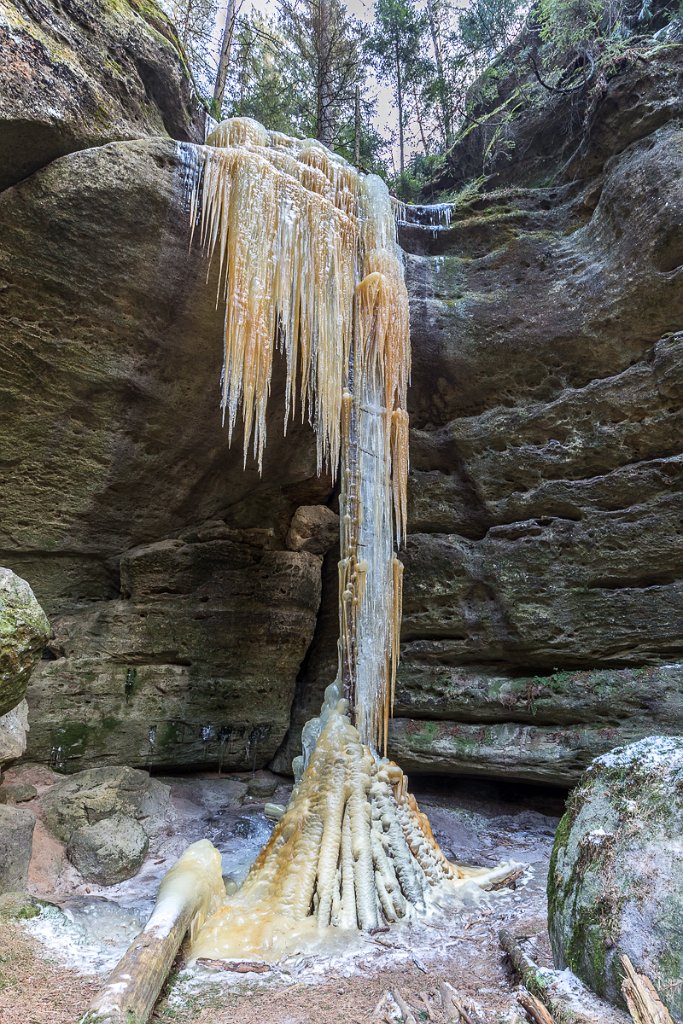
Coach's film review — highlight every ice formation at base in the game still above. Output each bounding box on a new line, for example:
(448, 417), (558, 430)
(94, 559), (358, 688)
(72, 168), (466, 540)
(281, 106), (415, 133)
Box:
(191, 689), (508, 962)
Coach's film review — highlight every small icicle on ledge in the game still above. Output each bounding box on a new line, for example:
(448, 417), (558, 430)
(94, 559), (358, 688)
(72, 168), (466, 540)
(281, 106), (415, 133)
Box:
(84, 117), (516, 1023)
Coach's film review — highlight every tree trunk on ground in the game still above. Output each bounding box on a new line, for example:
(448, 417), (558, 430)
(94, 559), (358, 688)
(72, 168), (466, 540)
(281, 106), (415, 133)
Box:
(499, 930), (630, 1024)
(621, 955), (675, 1024)
(80, 841), (223, 1024)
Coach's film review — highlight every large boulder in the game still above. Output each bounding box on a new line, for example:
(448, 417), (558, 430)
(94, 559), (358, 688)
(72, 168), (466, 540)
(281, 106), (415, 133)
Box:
(0, 700), (30, 765)
(548, 736), (683, 1022)
(40, 765), (171, 842)
(0, 804), (36, 892)
(0, 568), (50, 718)
(67, 813), (148, 884)
(0, 0), (202, 190)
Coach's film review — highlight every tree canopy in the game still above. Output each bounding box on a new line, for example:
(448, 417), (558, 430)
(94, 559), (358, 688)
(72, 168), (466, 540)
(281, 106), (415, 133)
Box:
(163, 0), (680, 195)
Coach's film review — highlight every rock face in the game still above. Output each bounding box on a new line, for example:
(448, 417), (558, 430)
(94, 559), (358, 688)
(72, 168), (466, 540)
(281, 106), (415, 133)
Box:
(1, 0), (681, 782)
(40, 765), (171, 842)
(548, 737), (683, 1022)
(0, 804), (35, 892)
(0, 568), (50, 717)
(286, 505), (339, 556)
(0, 700), (30, 766)
(67, 813), (149, 884)
(281, 44), (683, 782)
(433, 12), (683, 196)
(0, 133), (329, 772)
(389, 665), (683, 786)
(0, 0), (203, 191)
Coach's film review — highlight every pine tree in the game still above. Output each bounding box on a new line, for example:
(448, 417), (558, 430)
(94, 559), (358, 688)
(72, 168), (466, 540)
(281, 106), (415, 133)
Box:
(369, 0), (428, 175)
(276, 0), (368, 149)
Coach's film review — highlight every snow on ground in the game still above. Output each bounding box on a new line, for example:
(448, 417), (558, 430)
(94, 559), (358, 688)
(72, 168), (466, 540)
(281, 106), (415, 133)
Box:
(4, 768), (567, 1022)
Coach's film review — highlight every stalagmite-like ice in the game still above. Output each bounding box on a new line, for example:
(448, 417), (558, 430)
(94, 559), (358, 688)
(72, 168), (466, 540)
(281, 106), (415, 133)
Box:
(176, 119), (511, 959)
(192, 688), (509, 962)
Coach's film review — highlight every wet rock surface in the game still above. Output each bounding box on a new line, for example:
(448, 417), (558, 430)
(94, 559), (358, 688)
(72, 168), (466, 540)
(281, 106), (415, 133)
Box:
(548, 736), (683, 1022)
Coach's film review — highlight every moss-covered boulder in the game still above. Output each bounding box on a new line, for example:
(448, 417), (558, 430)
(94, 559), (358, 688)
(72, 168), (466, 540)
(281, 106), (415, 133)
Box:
(0, 568), (50, 718)
(40, 765), (171, 843)
(548, 736), (683, 1022)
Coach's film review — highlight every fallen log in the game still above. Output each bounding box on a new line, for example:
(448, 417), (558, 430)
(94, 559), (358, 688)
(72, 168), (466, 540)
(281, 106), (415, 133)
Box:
(499, 929), (630, 1024)
(620, 955), (675, 1024)
(440, 982), (476, 1024)
(79, 840), (224, 1024)
(393, 989), (418, 1024)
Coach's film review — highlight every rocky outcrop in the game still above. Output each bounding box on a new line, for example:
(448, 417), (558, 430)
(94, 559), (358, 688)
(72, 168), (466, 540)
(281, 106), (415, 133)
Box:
(0, 804), (35, 892)
(0, 568), (50, 717)
(548, 737), (683, 1022)
(0, 137), (330, 772)
(0, 0), (203, 191)
(281, 44), (683, 781)
(389, 665), (683, 784)
(1, 0), (681, 783)
(432, 15), (683, 194)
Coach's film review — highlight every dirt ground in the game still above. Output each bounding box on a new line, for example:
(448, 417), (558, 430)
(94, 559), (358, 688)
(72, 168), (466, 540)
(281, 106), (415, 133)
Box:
(0, 769), (566, 1024)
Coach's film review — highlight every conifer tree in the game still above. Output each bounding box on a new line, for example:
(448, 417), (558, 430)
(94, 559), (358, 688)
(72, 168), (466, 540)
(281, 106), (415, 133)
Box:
(369, 0), (428, 175)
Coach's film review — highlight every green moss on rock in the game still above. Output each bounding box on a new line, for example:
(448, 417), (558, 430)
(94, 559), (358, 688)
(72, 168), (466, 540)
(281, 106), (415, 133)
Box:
(548, 736), (683, 1022)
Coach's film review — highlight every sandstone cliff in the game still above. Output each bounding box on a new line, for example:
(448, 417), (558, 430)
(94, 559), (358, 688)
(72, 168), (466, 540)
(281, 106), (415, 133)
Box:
(1, 0), (681, 783)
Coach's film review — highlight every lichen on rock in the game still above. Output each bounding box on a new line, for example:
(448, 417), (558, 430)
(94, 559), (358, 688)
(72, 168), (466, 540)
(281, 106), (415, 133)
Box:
(548, 735), (683, 1022)
(67, 812), (149, 885)
(40, 765), (172, 844)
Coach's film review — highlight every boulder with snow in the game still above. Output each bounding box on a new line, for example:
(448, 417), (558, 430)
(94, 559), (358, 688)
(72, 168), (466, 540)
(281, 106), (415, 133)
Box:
(548, 736), (683, 1022)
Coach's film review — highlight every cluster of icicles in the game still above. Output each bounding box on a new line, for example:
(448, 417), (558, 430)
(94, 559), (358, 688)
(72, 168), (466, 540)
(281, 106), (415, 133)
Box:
(176, 120), (508, 961)
(186, 116), (409, 754)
